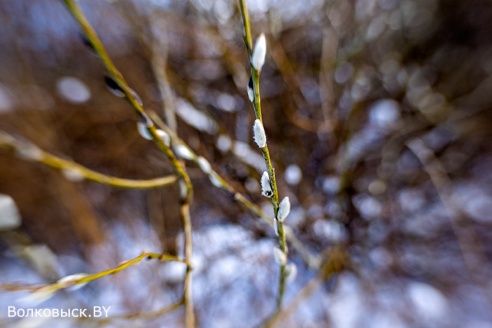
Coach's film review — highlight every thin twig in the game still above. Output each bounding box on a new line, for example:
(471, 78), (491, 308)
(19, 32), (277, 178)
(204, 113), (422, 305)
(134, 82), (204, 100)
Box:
(237, 0), (288, 313)
(69, 252), (185, 286)
(406, 138), (492, 307)
(61, 1), (195, 326)
(149, 20), (178, 133)
(93, 298), (185, 325)
(149, 113), (320, 269)
(0, 132), (177, 189)
(406, 139), (480, 272)
(0, 251), (184, 298)
(262, 246), (348, 328)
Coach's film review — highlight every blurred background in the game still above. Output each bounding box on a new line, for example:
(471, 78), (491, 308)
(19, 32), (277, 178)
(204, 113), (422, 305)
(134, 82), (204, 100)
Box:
(1, 0), (492, 327)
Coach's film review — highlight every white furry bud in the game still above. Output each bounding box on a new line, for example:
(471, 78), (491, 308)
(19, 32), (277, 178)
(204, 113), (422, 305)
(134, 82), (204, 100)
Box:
(129, 88), (143, 107)
(261, 171), (273, 198)
(197, 156), (212, 174)
(58, 273), (89, 291)
(62, 168), (84, 182)
(16, 144), (42, 161)
(179, 180), (187, 200)
(286, 263), (297, 283)
(104, 75), (125, 97)
(247, 77), (254, 102)
(140, 113), (153, 127)
(175, 144), (194, 160)
(273, 247), (287, 265)
(253, 119), (266, 148)
(0, 132), (15, 145)
(209, 173), (222, 188)
(251, 34), (267, 71)
(277, 197), (291, 221)
(274, 220), (279, 236)
(156, 129), (170, 146)
(137, 122), (152, 140)
(0, 194), (21, 230)
(21, 286), (55, 305)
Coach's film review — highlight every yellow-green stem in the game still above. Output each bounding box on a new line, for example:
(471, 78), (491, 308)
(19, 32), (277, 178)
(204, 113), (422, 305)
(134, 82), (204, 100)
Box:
(0, 134), (178, 189)
(237, 0), (288, 313)
(8, 251), (184, 295)
(61, 1), (195, 326)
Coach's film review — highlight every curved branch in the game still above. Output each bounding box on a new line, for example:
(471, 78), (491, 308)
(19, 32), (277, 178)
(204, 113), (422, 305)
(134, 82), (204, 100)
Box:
(0, 133), (177, 189)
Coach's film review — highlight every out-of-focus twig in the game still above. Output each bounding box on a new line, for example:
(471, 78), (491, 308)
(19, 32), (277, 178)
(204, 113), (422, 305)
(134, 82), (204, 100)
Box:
(61, 1), (195, 326)
(269, 37), (333, 134)
(150, 112), (320, 270)
(0, 251), (184, 301)
(92, 298), (185, 325)
(406, 138), (490, 294)
(0, 131), (177, 189)
(262, 246), (349, 328)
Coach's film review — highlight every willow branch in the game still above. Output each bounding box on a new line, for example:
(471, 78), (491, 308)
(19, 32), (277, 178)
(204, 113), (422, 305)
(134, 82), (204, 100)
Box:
(263, 246), (349, 328)
(61, 1), (195, 326)
(0, 251), (184, 301)
(0, 132), (177, 189)
(150, 112), (320, 269)
(90, 298), (184, 325)
(237, 0), (288, 313)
